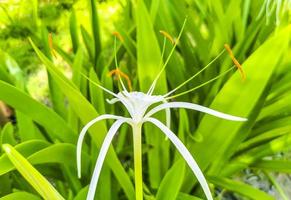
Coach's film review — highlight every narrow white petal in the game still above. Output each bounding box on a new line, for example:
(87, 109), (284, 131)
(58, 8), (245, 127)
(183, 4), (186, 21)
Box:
(145, 102), (247, 121)
(87, 119), (126, 200)
(115, 93), (135, 117)
(163, 100), (171, 129)
(106, 98), (120, 104)
(77, 114), (124, 178)
(106, 93), (135, 117)
(145, 118), (213, 200)
(165, 108), (171, 128)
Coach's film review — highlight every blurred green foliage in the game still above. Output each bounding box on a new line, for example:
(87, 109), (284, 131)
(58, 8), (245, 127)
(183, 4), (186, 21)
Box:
(0, 0), (291, 199)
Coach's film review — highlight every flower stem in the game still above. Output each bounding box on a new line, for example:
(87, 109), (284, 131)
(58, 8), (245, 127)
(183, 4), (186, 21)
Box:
(133, 123), (143, 200)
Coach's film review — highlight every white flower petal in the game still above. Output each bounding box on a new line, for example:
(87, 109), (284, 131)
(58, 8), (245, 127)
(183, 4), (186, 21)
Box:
(106, 98), (120, 104)
(163, 100), (171, 129)
(116, 92), (135, 117)
(145, 117), (213, 200)
(77, 114), (125, 178)
(145, 102), (247, 121)
(87, 119), (127, 200)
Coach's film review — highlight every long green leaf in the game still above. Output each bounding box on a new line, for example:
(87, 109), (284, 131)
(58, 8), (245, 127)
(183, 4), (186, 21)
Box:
(252, 160), (291, 173)
(156, 161), (185, 200)
(0, 192), (41, 200)
(209, 176), (274, 200)
(2, 144), (65, 200)
(183, 25), (291, 191)
(29, 39), (135, 200)
(0, 81), (76, 143)
(224, 130), (291, 176)
(177, 193), (203, 200)
(89, 0), (101, 67)
(0, 122), (16, 147)
(70, 9), (79, 53)
(0, 140), (50, 176)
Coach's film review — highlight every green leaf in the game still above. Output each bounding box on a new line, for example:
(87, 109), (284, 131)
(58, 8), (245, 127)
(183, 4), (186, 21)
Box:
(176, 193), (203, 200)
(237, 126), (291, 152)
(70, 9), (79, 54)
(28, 143), (90, 175)
(208, 176), (275, 200)
(0, 49), (43, 141)
(0, 192), (41, 200)
(40, 26), (67, 119)
(89, 68), (105, 114)
(29, 39), (135, 200)
(2, 144), (65, 200)
(0, 81), (76, 143)
(80, 26), (94, 62)
(156, 161), (185, 200)
(16, 111), (45, 141)
(225, 130), (291, 175)
(116, 27), (137, 63)
(0, 142), (88, 195)
(136, 0), (167, 92)
(89, 0), (101, 67)
(183, 25), (291, 190)
(0, 122), (16, 147)
(68, 48), (84, 131)
(252, 160), (291, 173)
(73, 186), (88, 200)
(0, 140), (50, 176)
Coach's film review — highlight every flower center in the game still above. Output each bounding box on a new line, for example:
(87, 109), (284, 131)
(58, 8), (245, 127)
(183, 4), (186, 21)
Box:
(117, 91), (164, 123)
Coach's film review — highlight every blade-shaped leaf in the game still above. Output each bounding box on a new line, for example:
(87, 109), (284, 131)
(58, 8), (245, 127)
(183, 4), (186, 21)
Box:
(209, 176), (274, 200)
(0, 81), (76, 143)
(29, 39), (135, 200)
(0, 140), (50, 176)
(2, 144), (65, 200)
(0, 192), (41, 200)
(184, 25), (291, 190)
(156, 161), (185, 200)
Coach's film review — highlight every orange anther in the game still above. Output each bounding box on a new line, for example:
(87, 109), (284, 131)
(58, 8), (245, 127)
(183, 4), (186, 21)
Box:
(108, 68), (132, 91)
(48, 33), (57, 58)
(224, 44), (246, 80)
(159, 30), (175, 45)
(112, 31), (124, 42)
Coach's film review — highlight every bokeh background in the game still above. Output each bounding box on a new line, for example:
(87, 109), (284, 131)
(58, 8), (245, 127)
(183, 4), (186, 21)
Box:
(0, 0), (291, 199)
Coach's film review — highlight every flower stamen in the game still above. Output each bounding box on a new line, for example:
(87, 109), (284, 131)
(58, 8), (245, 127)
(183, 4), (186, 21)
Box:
(147, 17), (188, 95)
(224, 44), (246, 80)
(108, 68), (133, 91)
(159, 30), (175, 45)
(48, 33), (57, 58)
(112, 31), (124, 42)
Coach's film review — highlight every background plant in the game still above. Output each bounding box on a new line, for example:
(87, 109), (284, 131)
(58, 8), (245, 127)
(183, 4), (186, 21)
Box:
(0, 0), (291, 199)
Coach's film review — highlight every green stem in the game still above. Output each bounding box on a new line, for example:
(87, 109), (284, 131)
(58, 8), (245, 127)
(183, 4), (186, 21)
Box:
(133, 123), (143, 200)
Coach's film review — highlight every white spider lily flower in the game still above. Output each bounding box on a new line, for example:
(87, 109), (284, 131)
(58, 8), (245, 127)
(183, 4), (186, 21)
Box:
(77, 85), (247, 200)
(77, 19), (247, 200)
